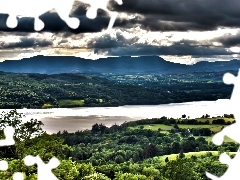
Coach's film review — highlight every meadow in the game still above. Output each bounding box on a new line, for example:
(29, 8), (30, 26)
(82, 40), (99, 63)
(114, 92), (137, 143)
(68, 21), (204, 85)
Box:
(129, 116), (236, 143)
(130, 124), (225, 132)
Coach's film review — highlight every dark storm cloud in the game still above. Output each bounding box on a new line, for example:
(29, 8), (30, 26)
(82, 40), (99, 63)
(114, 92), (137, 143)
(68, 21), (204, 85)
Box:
(88, 33), (231, 56)
(0, 1), (126, 34)
(0, 13), (65, 32)
(111, 0), (240, 31)
(0, 37), (52, 49)
(105, 44), (232, 56)
(87, 32), (139, 49)
(0, 0), (239, 33)
(214, 32), (240, 47)
(0, 13), (126, 34)
(85, 28), (237, 57)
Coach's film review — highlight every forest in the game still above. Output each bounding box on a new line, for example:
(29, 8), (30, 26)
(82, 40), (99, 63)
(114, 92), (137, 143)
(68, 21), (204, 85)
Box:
(0, 71), (234, 109)
(0, 110), (236, 179)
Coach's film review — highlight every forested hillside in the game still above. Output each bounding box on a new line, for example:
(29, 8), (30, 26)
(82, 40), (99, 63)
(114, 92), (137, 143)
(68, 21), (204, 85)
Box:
(0, 110), (236, 179)
(0, 71), (233, 109)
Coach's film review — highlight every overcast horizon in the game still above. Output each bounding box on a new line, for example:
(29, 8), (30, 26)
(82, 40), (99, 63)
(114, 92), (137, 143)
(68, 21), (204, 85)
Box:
(1, 0), (240, 64)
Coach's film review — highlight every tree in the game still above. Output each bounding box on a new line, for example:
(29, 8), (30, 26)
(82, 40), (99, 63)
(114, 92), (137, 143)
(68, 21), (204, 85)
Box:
(195, 147), (199, 152)
(99, 123), (107, 134)
(76, 162), (95, 178)
(84, 172), (110, 180)
(91, 123), (100, 133)
(91, 123), (107, 134)
(23, 133), (72, 161)
(161, 158), (201, 180)
(205, 120), (210, 124)
(53, 158), (79, 180)
(173, 123), (179, 130)
(115, 173), (148, 180)
(143, 144), (158, 159)
(0, 109), (45, 169)
(142, 166), (160, 179)
(171, 142), (180, 154)
(182, 114), (186, 119)
(115, 155), (125, 164)
(163, 120), (170, 126)
(179, 149), (185, 159)
(0, 109), (44, 140)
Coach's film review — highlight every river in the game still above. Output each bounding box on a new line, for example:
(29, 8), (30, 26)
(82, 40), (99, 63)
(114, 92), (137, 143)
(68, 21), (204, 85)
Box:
(1, 99), (233, 134)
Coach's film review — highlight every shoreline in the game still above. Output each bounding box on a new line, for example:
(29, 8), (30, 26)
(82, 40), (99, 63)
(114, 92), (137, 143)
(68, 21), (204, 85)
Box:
(0, 99), (229, 110)
(0, 99), (230, 110)
(0, 99), (232, 134)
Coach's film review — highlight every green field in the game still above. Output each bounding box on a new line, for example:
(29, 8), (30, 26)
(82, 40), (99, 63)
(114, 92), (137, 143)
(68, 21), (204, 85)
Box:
(160, 151), (236, 161)
(179, 124), (225, 132)
(130, 124), (173, 131)
(195, 117), (234, 123)
(130, 124), (226, 132)
(58, 99), (85, 107)
(130, 123), (237, 142)
(57, 99), (104, 107)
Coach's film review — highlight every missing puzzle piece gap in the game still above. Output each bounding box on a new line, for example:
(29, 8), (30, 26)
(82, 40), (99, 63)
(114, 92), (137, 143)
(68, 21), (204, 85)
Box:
(0, 0), (122, 31)
(0, 160), (8, 171)
(0, 126), (15, 146)
(206, 69), (240, 179)
(13, 172), (24, 180)
(24, 155), (60, 179)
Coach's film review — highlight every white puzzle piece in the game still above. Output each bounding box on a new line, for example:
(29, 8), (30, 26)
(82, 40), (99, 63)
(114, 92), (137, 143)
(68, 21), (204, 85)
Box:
(13, 172), (24, 180)
(0, 0), (79, 31)
(206, 150), (240, 180)
(206, 69), (240, 179)
(0, 126), (14, 173)
(0, 126), (15, 146)
(24, 155), (60, 180)
(77, 0), (123, 31)
(0, 0), (123, 31)
(0, 160), (8, 171)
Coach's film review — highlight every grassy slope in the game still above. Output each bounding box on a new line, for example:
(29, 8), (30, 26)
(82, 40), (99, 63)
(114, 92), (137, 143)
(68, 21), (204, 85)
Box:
(161, 151), (236, 161)
(130, 124), (226, 132)
(58, 99), (85, 106)
(130, 117), (236, 142)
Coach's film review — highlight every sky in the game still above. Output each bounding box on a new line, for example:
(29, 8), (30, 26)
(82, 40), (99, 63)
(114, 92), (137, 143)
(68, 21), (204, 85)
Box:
(0, 0), (240, 64)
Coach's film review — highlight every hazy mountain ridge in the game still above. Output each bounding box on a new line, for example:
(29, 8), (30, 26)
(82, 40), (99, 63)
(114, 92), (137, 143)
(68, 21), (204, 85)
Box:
(0, 55), (239, 74)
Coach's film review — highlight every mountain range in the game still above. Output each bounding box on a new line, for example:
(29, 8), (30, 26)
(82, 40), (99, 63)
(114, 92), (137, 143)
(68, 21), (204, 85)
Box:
(0, 55), (239, 74)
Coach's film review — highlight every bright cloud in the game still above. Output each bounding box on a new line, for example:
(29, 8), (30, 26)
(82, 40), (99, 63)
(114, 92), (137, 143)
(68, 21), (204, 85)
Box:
(0, 0), (239, 63)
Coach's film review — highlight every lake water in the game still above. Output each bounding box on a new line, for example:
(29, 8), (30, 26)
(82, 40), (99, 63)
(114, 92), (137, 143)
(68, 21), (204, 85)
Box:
(1, 99), (233, 134)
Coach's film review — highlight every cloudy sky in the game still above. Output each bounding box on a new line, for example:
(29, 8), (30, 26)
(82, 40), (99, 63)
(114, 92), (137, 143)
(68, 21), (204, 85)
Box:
(0, 0), (240, 64)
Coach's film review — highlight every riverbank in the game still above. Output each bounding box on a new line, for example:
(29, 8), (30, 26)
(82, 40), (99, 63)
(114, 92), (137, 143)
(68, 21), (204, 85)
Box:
(3, 99), (231, 134)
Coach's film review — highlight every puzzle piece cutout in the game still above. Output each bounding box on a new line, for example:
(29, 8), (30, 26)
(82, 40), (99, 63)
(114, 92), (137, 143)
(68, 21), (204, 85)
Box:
(0, 126), (60, 179)
(211, 123), (240, 146)
(0, 0), (79, 31)
(0, 0), (123, 31)
(13, 172), (24, 180)
(0, 126), (15, 146)
(24, 155), (60, 180)
(206, 150), (240, 180)
(78, 0), (123, 31)
(222, 70), (240, 113)
(0, 160), (8, 171)
(0, 126), (14, 174)
(211, 70), (240, 145)
(206, 69), (240, 179)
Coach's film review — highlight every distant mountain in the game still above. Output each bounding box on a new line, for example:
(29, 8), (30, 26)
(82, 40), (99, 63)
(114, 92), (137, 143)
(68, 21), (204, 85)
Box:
(0, 55), (239, 74)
